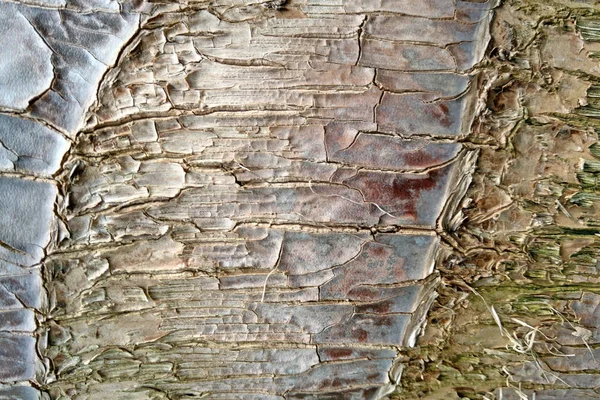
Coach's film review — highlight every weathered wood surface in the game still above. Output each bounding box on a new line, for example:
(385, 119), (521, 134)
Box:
(0, 0), (494, 398)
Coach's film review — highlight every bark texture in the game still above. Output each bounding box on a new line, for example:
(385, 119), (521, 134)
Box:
(14, 0), (600, 399)
(0, 0), (496, 398)
(397, 0), (600, 399)
(43, 1), (492, 398)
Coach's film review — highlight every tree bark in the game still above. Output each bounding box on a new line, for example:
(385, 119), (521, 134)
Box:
(6, 0), (598, 399)
(397, 1), (600, 399)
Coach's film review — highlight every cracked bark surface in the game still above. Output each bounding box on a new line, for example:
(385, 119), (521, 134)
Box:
(0, 0), (497, 398)
(396, 1), (600, 399)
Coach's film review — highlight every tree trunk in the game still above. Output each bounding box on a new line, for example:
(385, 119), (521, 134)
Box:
(2, 0), (598, 399)
(397, 1), (600, 399)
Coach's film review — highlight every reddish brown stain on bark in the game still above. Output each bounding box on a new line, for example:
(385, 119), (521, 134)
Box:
(391, 168), (443, 218)
(433, 103), (452, 128)
(355, 328), (369, 342)
(402, 148), (444, 168)
(323, 348), (353, 359)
